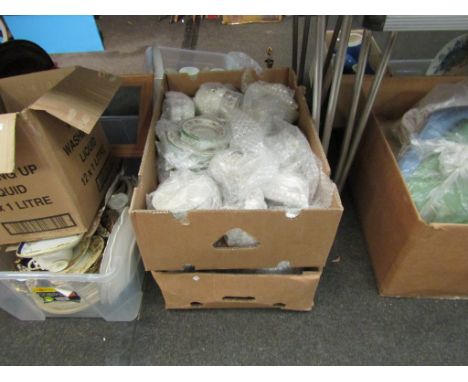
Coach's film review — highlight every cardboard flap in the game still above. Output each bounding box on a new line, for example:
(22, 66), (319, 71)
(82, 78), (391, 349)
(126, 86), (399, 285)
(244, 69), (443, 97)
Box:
(0, 113), (16, 174)
(29, 67), (121, 134)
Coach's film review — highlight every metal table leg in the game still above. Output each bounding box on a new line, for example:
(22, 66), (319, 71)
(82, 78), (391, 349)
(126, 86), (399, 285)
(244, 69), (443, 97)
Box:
(321, 16), (344, 108)
(323, 16), (343, 91)
(334, 29), (372, 182)
(321, 15), (353, 154)
(292, 16), (299, 73)
(337, 31), (398, 191)
(298, 16), (311, 85)
(312, 15), (326, 132)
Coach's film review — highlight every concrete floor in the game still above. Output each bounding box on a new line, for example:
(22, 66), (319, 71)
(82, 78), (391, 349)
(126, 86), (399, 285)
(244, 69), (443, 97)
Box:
(2, 193), (468, 365)
(51, 16), (464, 77)
(1, 16), (468, 365)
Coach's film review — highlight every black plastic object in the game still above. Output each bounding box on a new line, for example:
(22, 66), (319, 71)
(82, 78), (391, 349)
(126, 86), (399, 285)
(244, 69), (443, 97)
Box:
(0, 39), (54, 79)
(362, 16), (387, 31)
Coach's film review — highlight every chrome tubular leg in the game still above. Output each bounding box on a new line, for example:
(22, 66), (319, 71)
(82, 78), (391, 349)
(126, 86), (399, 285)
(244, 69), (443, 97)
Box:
(323, 16), (343, 90)
(321, 15), (353, 154)
(292, 16), (299, 73)
(298, 15), (311, 85)
(337, 31), (398, 191)
(312, 15), (326, 132)
(334, 29), (372, 182)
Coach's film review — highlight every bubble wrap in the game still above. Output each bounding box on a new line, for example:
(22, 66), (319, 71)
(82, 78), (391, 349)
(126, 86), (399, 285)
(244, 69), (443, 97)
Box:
(226, 108), (269, 151)
(209, 147), (279, 205)
(149, 170), (222, 213)
(152, 81), (337, 215)
(161, 91), (195, 121)
(155, 118), (225, 173)
(262, 171), (310, 209)
(242, 81), (299, 125)
(256, 261), (294, 274)
(265, 118), (336, 208)
(225, 228), (258, 248)
(310, 170), (336, 209)
(194, 82), (243, 117)
(224, 189), (266, 247)
(179, 116), (231, 151)
(223, 188), (268, 210)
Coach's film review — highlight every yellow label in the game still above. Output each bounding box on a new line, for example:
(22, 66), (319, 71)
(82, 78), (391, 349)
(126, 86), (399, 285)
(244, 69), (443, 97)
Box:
(31, 287), (57, 293)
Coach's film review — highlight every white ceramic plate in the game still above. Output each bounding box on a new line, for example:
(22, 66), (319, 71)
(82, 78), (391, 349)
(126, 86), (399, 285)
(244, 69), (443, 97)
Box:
(426, 33), (468, 75)
(64, 236), (105, 274)
(17, 234), (83, 258)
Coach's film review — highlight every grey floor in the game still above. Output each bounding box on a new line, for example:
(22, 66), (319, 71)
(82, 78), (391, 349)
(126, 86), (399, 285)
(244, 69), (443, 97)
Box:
(1, 16), (468, 365)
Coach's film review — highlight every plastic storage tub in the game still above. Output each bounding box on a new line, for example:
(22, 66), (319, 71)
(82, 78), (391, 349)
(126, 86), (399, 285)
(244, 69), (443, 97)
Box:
(0, 209), (144, 321)
(147, 45), (236, 80)
(388, 59), (432, 76)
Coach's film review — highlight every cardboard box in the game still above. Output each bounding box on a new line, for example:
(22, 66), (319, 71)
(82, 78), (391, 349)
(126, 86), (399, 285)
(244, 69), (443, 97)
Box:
(153, 269), (321, 311)
(0, 67), (121, 244)
(130, 68), (343, 271)
(350, 76), (468, 298)
(221, 16), (284, 25)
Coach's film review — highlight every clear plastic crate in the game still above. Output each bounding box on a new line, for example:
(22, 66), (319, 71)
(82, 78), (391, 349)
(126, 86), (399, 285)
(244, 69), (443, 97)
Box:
(0, 208), (144, 321)
(147, 45), (236, 80)
(388, 59), (432, 76)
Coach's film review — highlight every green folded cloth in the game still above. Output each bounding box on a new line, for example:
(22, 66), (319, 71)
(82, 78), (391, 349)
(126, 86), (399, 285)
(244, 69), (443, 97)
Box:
(404, 120), (468, 224)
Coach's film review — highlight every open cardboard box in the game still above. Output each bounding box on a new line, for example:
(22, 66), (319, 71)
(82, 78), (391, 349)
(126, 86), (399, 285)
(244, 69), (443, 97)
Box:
(153, 269), (321, 311)
(350, 76), (468, 298)
(0, 67), (121, 245)
(130, 68), (343, 271)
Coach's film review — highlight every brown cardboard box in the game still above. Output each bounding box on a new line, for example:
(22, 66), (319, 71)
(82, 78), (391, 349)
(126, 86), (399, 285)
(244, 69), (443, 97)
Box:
(0, 67), (121, 244)
(153, 269), (321, 311)
(221, 16), (284, 25)
(350, 76), (468, 298)
(130, 68), (343, 271)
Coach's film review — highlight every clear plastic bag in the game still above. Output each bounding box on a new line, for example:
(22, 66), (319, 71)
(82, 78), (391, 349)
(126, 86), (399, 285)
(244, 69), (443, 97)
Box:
(224, 189), (266, 248)
(400, 107), (468, 177)
(265, 118), (335, 208)
(161, 91), (195, 121)
(194, 82), (243, 117)
(148, 170), (222, 213)
(154, 118), (178, 141)
(209, 146), (279, 206)
(225, 228), (258, 248)
(226, 108), (270, 151)
(155, 117), (228, 172)
(242, 81), (299, 125)
(256, 261), (294, 274)
(262, 171), (310, 209)
(152, 80), (337, 215)
(157, 159), (171, 183)
(398, 81), (468, 145)
(227, 52), (263, 74)
(398, 84), (468, 223)
(310, 170), (336, 209)
(223, 188), (267, 210)
(401, 138), (468, 224)
(179, 116), (231, 151)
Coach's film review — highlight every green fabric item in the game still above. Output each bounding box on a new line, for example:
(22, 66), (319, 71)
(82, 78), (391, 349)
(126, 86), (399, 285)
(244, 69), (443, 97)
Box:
(404, 121), (468, 224)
